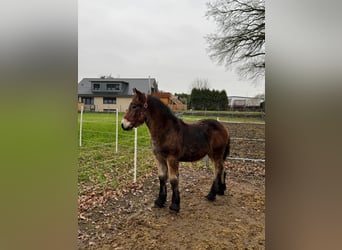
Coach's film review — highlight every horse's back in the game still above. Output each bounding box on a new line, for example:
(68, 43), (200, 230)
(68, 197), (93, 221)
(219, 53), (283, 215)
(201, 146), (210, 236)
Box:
(177, 119), (228, 162)
(198, 119), (229, 157)
(198, 119), (228, 136)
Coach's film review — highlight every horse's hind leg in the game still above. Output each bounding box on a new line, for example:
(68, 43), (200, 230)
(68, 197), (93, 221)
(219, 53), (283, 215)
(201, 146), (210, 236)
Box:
(167, 157), (180, 212)
(154, 157), (168, 208)
(206, 158), (226, 201)
(206, 126), (229, 200)
(217, 170), (227, 195)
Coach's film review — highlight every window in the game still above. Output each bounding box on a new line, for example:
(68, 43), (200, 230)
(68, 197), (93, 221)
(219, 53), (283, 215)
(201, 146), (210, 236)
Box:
(93, 83), (100, 90)
(106, 83), (120, 91)
(103, 97), (116, 104)
(81, 97), (94, 105)
(103, 109), (116, 113)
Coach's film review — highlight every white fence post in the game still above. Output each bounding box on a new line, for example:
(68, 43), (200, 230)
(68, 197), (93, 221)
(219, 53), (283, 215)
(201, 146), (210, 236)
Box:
(133, 127), (138, 183)
(115, 109), (118, 153)
(79, 106), (84, 147)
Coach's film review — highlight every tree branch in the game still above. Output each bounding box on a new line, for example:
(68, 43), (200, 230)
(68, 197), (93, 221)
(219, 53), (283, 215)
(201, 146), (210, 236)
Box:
(206, 0), (265, 80)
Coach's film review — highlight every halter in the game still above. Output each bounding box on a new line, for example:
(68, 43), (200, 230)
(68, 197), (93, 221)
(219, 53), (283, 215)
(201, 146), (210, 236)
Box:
(144, 94), (148, 109)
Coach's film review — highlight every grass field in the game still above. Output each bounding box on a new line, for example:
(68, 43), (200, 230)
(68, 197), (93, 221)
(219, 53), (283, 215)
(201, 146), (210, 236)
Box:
(78, 112), (153, 194)
(78, 111), (265, 194)
(78, 112), (150, 147)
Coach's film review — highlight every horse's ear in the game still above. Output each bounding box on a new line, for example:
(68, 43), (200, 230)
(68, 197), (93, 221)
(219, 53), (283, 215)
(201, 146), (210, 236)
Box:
(133, 88), (142, 95)
(133, 88), (144, 98)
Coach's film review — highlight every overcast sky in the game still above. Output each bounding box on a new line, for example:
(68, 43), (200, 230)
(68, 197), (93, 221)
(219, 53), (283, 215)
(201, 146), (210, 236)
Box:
(78, 0), (265, 97)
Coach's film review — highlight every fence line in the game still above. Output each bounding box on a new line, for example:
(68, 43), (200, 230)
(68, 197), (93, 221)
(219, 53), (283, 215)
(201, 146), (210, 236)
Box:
(80, 133), (265, 144)
(81, 120), (117, 124)
(79, 117), (265, 185)
(115, 109), (118, 153)
(79, 109), (119, 153)
(133, 128), (137, 183)
(231, 137), (265, 142)
(79, 142), (115, 149)
(79, 141), (265, 183)
(82, 129), (117, 134)
(228, 157), (265, 163)
(79, 106), (83, 147)
(220, 121), (265, 125)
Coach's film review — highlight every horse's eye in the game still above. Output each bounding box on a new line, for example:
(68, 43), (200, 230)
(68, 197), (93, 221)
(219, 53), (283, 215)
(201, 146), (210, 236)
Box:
(131, 105), (137, 110)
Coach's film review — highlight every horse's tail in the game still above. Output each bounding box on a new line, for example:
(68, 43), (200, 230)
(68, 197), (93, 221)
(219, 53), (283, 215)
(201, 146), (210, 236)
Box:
(223, 136), (230, 161)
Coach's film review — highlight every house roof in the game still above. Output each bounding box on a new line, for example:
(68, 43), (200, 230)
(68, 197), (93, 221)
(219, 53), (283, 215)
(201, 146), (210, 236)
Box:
(78, 77), (158, 97)
(152, 92), (172, 98)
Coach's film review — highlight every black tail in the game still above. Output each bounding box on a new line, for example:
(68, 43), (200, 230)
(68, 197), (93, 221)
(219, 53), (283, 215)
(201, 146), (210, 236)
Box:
(223, 137), (230, 161)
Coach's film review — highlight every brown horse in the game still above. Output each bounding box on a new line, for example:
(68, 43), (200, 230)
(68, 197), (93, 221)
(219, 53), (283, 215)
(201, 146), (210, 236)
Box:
(121, 88), (230, 212)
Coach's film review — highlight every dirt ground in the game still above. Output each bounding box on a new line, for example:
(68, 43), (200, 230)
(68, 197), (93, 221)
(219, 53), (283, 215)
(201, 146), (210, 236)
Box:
(78, 122), (265, 249)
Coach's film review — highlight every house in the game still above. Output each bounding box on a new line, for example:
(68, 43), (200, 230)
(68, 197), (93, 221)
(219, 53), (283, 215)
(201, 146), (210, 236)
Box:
(151, 92), (187, 111)
(78, 77), (158, 112)
(228, 96), (265, 111)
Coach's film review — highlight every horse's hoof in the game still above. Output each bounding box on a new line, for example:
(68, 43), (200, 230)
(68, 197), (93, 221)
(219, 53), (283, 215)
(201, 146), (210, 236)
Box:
(217, 190), (225, 196)
(217, 183), (226, 195)
(169, 203), (180, 213)
(205, 194), (216, 201)
(154, 199), (165, 208)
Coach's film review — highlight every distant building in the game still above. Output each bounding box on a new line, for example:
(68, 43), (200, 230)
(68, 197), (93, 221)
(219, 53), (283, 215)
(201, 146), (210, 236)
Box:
(78, 77), (158, 112)
(228, 96), (265, 111)
(152, 92), (187, 111)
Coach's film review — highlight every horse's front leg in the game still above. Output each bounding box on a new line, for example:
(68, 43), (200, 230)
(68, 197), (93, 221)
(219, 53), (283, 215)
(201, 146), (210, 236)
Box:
(154, 157), (168, 208)
(167, 157), (180, 213)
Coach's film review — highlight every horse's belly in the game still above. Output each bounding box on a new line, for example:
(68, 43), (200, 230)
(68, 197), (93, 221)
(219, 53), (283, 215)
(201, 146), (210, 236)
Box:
(179, 155), (206, 162)
(178, 147), (208, 162)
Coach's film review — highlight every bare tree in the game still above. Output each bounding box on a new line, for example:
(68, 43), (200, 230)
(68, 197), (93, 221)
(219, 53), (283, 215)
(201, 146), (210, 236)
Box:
(100, 74), (114, 79)
(205, 0), (265, 80)
(190, 78), (211, 90)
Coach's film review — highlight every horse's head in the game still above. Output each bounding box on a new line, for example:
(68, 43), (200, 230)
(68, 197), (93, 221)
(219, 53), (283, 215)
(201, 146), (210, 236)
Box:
(121, 88), (148, 130)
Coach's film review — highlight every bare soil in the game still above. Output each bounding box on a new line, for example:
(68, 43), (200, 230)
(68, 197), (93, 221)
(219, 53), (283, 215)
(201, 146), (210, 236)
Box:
(78, 122), (265, 249)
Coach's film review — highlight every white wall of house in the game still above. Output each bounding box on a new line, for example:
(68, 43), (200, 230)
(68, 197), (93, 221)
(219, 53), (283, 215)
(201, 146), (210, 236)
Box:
(117, 97), (132, 112)
(92, 96), (132, 112)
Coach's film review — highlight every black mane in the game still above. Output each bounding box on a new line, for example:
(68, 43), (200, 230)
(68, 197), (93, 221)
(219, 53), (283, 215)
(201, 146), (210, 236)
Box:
(148, 95), (179, 123)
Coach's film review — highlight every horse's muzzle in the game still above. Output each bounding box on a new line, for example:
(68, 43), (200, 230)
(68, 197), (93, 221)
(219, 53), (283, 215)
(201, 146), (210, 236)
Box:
(121, 118), (133, 130)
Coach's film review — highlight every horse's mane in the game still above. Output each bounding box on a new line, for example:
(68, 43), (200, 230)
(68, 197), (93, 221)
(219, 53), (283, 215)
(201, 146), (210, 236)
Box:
(148, 95), (179, 123)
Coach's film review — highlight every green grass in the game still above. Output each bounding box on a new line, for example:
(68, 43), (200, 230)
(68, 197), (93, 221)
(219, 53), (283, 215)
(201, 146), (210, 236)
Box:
(78, 112), (153, 194)
(78, 112), (151, 147)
